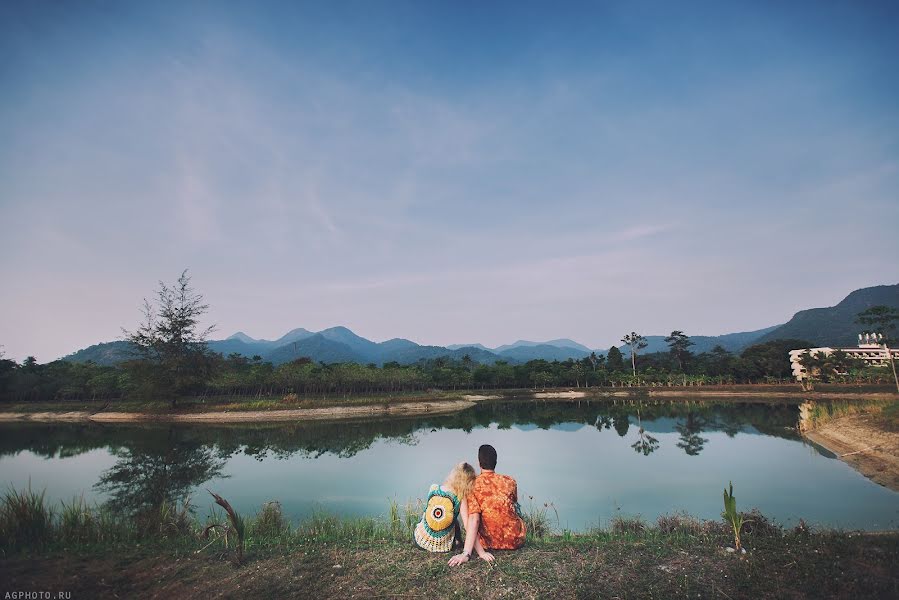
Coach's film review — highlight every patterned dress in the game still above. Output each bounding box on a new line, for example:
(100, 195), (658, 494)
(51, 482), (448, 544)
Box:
(413, 484), (460, 552)
(467, 470), (526, 550)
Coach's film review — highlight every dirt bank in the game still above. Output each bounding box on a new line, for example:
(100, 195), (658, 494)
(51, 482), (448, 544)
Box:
(648, 390), (898, 400)
(804, 414), (899, 492)
(0, 399), (475, 424)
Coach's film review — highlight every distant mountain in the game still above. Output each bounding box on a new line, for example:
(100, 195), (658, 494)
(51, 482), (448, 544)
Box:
(59, 284), (897, 367)
(494, 339), (591, 353)
(498, 344), (590, 362)
(265, 333), (362, 365)
(62, 341), (135, 366)
(318, 326), (380, 361)
(272, 328), (314, 345)
(445, 343), (490, 351)
(756, 284), (899, 347)
(227, 331), (257, 344)
(602, 326), (782, 356)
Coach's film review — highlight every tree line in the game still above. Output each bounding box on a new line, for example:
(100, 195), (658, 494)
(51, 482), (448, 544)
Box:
(1, 273), (896, 403)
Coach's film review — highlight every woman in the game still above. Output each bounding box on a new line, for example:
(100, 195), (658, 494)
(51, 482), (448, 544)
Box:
(414, 462), (480, 552)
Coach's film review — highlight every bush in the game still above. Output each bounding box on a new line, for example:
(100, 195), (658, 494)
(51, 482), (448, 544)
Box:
(656, 512), (703, 536)
(251, 501), (287, 538)
(610, 515), (646, 536)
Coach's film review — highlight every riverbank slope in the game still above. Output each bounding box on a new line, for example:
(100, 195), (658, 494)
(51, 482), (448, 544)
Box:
(804, 408), (899, 492)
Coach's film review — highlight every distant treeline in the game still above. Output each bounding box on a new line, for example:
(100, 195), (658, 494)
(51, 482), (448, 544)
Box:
(0, 337), (893, 403)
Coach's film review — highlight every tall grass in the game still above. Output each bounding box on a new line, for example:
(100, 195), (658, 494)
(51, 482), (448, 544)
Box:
(1, 485), (54, 551)
(522, 496), (559, 540)
(0, 485), (788, 558)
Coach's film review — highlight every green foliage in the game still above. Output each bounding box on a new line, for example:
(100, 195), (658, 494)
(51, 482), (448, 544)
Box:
(210, 491), (246, 563)
(0, 485), (54, 551)
(522, 496), (558, 540)
(250, 501), (288, 538)
(722, 481), (751, 551)
(621, 332), (649, 377)
(740, 339), (813, 380)
(856, 305), (899, 344)
(606, 346), (625, 372)
(665, 330), (694, 372)
(122, 270), (216, 406)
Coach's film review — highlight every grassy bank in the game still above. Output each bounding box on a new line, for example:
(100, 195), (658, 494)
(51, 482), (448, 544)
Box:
(2, 489), (897, 598)
(801, 398), (899, 433)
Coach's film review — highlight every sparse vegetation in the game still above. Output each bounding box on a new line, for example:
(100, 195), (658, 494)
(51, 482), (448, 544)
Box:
(1, 487), (896, 598)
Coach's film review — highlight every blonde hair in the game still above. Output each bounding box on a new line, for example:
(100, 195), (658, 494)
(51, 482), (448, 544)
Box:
(443, 462), (477, 501)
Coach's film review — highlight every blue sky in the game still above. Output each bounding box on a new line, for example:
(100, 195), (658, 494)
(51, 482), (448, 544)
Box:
(1, 1), (898, 361)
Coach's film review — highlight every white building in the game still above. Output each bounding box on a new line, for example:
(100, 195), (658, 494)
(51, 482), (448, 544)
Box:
(789, 333), (899, 381)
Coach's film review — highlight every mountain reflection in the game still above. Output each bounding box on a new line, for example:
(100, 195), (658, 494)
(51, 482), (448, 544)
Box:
(0, 400), (804, 513)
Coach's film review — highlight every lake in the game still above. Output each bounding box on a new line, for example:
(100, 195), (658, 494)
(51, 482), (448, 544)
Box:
(1, 399), (897, 531)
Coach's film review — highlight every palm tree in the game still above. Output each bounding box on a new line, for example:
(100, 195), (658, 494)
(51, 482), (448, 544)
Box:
(856, 306), (899, 393)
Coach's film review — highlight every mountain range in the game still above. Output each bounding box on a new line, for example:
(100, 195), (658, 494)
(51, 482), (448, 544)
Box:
(62, 283), (898, 367)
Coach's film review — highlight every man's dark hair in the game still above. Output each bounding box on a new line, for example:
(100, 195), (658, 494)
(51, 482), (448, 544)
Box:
(478, 444), (497, 470)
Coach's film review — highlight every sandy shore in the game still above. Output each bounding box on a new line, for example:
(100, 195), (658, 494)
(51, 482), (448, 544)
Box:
(804, 414), (899, 492)
(0, 400), (476, 424)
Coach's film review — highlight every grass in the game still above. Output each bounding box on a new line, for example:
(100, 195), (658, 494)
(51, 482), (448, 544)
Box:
(801, 398), (899, 432)
(1, 486), (897, 598)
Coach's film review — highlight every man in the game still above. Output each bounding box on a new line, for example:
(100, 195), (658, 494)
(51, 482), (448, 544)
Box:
(448, 444), (526, 566)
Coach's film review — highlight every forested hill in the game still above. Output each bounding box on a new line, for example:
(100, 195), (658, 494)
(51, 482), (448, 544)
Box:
(59, 284), (897, 366)
(755, 284), (899, 347)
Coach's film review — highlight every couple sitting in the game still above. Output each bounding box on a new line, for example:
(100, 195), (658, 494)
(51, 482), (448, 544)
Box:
(413, 444), (526, 565)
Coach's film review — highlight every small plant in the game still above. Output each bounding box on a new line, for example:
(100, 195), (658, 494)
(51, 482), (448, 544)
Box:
(722, 481), (751, 551)
(209, 491), (245, 563)
(522, 496), (559, 540)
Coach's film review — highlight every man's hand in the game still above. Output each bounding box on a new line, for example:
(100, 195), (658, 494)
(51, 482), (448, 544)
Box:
(478, 550), (495, 563)
(448, 553), (470, 567)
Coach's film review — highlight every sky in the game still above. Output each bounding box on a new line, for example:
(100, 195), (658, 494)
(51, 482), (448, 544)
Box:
(1, 0), (898, 362)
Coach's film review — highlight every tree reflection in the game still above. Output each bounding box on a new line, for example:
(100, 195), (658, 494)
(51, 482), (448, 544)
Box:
(675, 413), (709, 456)
(630, 407), (660, 456)
(95, 428), (227, 514)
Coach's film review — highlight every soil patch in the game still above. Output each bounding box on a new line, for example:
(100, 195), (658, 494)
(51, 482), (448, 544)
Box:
(804, 413), (899, 491)
(0, 400), (475, 424)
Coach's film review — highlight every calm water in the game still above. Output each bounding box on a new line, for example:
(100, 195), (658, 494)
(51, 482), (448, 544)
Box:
(1, 400), (897, 531)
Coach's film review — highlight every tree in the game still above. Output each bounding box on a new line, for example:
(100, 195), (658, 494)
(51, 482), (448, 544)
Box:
(856, 305), (899, 392)
(664, 330), (694, 373)
(621, 332), (648, 378)
(606, 347), (625, 373)
(740, 339), (812, 381)
(122, 270), (215, 407)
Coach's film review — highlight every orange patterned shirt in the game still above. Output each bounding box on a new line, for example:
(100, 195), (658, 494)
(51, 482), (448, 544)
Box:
(467, 470), (526, 550)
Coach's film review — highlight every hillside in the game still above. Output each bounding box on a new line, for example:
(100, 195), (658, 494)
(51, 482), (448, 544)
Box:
(756, 284), (899, 347)
(59, 284), (897, 367)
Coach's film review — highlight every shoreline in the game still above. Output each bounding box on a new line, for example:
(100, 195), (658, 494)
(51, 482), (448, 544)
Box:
(0, 399), (476, 423)
(0, 387), (896, 424)
(803, 414), (899, 492)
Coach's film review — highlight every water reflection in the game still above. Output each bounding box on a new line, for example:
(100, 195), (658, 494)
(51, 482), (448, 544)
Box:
(96, 435), (228, 514)
(0, 400), (803, 464)
(0, 400), (804, 513)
